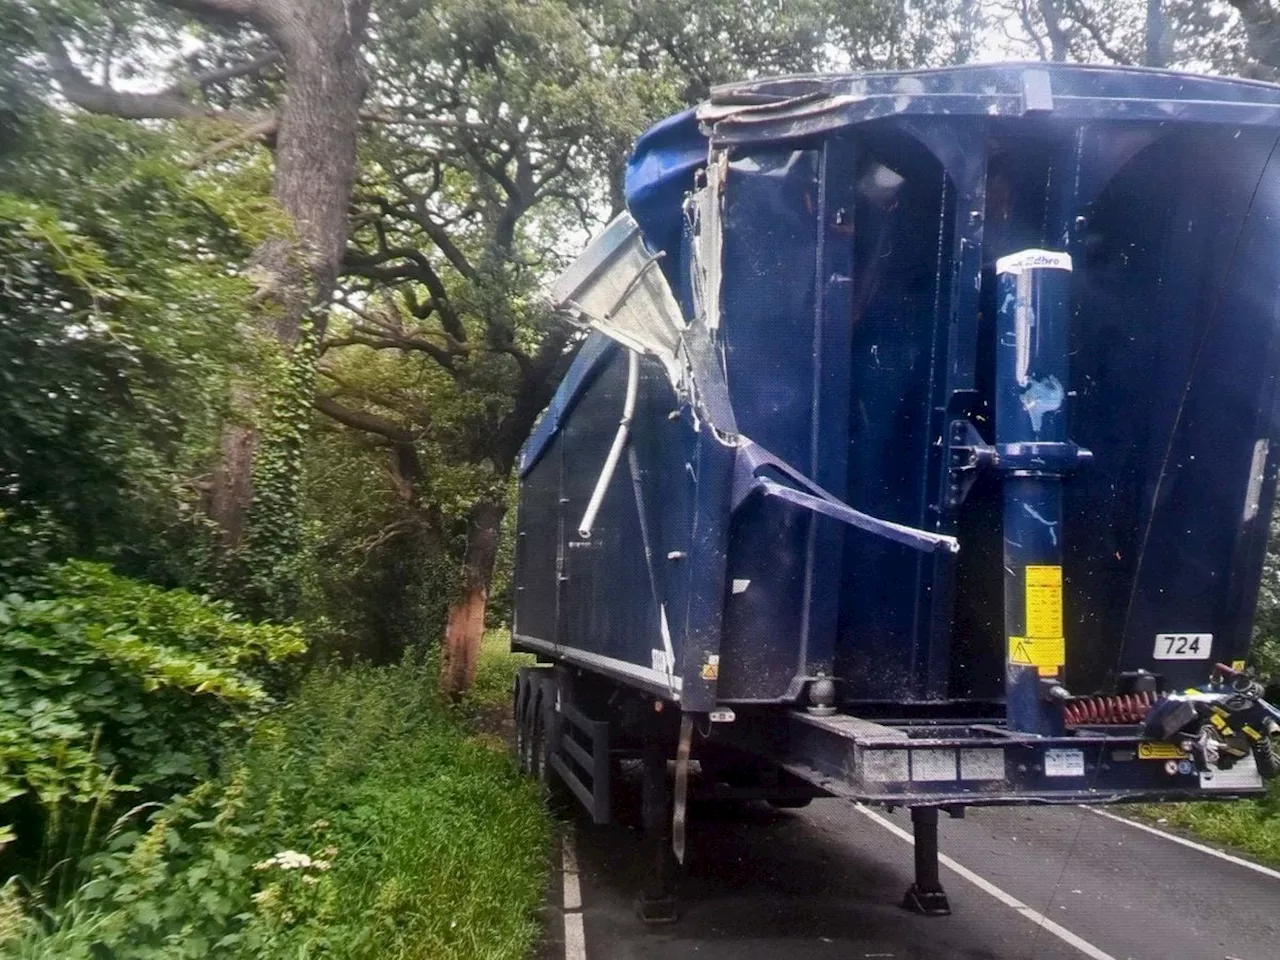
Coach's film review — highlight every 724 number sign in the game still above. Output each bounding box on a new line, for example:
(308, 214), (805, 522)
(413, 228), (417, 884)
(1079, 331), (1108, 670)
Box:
(1153, 633), (1212, 660)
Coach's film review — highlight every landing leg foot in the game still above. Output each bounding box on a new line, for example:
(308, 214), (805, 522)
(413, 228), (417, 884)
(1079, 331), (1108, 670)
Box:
(635, 892), (679, 925)
(902, 884), (952, 916)
(634, 739), (679, 925)
(901, 806), (951, 916)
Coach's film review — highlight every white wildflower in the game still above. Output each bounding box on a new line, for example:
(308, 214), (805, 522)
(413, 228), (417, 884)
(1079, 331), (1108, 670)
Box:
(254, 850), (315, 871)
(276, 850), (314, 871)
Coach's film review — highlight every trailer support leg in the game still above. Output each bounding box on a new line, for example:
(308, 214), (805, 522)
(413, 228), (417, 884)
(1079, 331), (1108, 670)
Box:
(902, 807), (951, 916)
(635, 740), (678, 924)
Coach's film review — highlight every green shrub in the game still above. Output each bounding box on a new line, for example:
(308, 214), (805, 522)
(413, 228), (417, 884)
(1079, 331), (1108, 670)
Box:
(4, 657), (550, 960)
(0, 561), (305, 896)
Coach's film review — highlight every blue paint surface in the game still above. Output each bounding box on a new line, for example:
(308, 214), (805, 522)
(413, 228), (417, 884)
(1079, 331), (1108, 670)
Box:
(516, 63), (1280, 714)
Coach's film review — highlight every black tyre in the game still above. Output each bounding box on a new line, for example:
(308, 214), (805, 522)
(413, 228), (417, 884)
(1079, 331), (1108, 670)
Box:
(530, 699), (548, 783)
(532, 691), (575, 816)
(515, 677), (536, 776)
(512, 676), (527, 772)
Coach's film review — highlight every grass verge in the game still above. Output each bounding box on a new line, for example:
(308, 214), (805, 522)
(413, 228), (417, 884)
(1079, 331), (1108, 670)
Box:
(2, 655), (551, 960)
(469, 629), (535, 713)
(1131, 782), (1280, 868)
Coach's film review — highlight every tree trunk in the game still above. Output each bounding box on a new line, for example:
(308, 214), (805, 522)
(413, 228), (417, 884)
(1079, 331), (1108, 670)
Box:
(1040, 0), (1070, 62)
(209, 421), (257, 548)
(214, 0), (370, 548)
(1145, 0), (1165, 67)
(442, 499), (505, 698)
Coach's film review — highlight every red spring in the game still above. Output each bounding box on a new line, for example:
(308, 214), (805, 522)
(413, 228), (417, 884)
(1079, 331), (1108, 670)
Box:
(1064, 691), (1160, 725)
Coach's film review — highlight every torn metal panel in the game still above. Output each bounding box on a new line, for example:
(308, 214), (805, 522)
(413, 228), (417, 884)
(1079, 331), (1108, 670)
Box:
(545, 210), (738, 440)
(549, 212), (687, 393)
(686, 151), (726, 333)
(732, 439), (960, 556)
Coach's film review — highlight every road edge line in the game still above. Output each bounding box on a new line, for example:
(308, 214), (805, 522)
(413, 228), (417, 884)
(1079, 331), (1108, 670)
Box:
(1082, 806), (1280, 881)
(853, 804), (1117, 960)
(562, 830), (587, 960)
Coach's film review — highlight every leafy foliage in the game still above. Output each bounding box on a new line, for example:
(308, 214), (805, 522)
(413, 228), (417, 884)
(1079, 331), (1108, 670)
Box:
(3, 658), (549, 960)
(299, 419), (453, 663)
(0, 113), (268, 588)
(1250, 504), (1280, 683)
(0, 561), (304, 900)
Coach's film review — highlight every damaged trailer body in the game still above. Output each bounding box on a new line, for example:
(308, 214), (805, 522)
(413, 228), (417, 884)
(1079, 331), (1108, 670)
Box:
(510, 63), (1280, 918)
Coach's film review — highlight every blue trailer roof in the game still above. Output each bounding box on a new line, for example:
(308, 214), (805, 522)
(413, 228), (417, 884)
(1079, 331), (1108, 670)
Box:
(623, 107), (705, 269)
(623, 62), (1280, 256)
(534, 61), (1280, 487)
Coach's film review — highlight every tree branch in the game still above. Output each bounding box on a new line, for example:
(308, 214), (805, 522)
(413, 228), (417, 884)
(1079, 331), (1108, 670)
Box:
(1038, 0), (1071, 61)
(344, 240), (468, 345)
(409, 196), (479, 281)
(1018, 0), (1050, 60)
(1229, 0), (1280, 71)
(183, 114), (279, 168)
(321, 329), (465, 373)
(162, 50), (282, 96)
(157, 0), (263, 17)
(43, 33), (213, 120)
(314, 394), (417, 444)
(346, 0), (375, 43)
(153, 0), (304, 56)
(493, 322), (580, 472)
(1065, 0), (1133, 65)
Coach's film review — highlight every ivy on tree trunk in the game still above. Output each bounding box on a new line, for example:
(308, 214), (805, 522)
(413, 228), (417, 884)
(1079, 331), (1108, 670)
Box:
(41, 0), (373, 597)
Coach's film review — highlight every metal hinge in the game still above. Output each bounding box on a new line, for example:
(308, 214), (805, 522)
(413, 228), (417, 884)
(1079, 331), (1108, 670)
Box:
(947, 420), (996, 509)
(947, 419), (1093, 509)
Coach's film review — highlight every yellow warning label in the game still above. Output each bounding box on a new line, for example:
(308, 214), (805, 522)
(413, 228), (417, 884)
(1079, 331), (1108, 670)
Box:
(1025, 565), (1063, 639)
(1008, 635), (1066, 668)
(1138, 742), (1184, 760)
(1231, 660), (1247, 672)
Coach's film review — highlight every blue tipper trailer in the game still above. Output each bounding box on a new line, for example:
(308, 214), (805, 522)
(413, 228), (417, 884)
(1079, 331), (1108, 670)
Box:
(509, 63), (1280, 920)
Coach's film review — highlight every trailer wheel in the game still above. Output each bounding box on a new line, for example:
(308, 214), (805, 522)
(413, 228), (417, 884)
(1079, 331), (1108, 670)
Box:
(530, 685), (574, 815)
(531, 705), (548, 781)
(514, 670), (536, 776)
(512, 675), (525, 771)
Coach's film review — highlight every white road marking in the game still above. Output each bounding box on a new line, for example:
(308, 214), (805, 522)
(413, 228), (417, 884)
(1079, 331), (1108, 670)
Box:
(853, 805), (1117, 960)
(562, 830), (586, 960)
(564, 912), (586, 960)
(1082, 807), (1280, 881)
(562, 833), (582, 910)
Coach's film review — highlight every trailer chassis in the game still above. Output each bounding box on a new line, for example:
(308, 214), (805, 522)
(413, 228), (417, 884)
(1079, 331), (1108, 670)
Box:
(515, 666), (1268, 922)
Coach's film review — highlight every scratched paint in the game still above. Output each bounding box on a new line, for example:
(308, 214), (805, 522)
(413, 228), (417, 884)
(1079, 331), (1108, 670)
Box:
(1020, 375), (1065, 433)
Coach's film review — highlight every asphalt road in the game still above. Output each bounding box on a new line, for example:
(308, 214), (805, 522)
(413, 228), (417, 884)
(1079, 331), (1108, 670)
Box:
(541, 798), (1280, 960)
